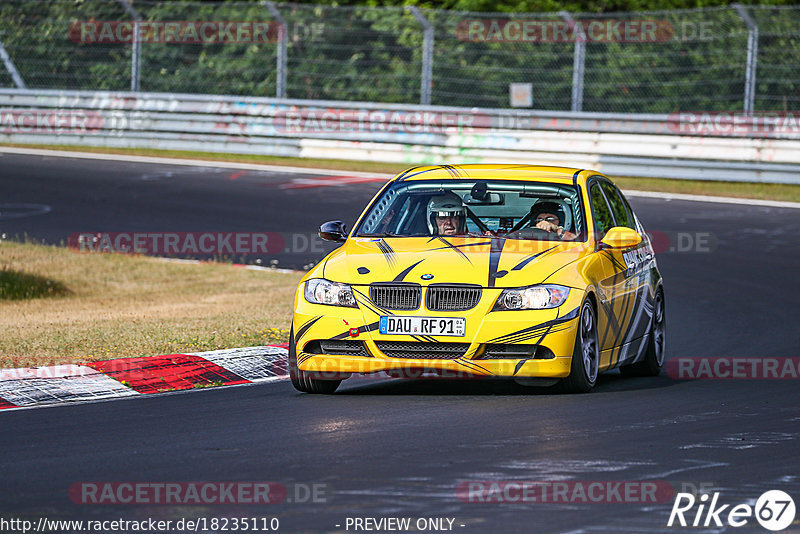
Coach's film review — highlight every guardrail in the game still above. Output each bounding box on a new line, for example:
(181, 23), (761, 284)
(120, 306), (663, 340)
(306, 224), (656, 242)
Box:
(1, 89), (799, 184)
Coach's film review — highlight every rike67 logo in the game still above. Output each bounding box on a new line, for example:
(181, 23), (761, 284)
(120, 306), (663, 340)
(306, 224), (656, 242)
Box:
(668, 490), (796, 531)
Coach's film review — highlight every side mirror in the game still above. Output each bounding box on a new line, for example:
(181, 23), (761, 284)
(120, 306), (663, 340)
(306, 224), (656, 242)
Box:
(600, 227), (642, 249)
(319, 221), (348, 243)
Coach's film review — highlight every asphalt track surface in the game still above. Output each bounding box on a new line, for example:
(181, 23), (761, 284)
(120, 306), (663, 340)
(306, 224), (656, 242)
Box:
(2, 153), (800, 533)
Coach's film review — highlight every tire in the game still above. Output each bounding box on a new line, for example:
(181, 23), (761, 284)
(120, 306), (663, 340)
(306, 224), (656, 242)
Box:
(288, 325), (341, 394)
(559, 300), (600, 393)
(620, 288), (666, 378)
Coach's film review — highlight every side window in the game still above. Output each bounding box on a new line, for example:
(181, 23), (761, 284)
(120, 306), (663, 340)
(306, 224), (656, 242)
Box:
(590, 182), (615, 238)
(600, 181), (635, 230)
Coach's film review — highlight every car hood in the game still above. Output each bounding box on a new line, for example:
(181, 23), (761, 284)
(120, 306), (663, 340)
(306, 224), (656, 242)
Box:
(321, 237), (591, 288)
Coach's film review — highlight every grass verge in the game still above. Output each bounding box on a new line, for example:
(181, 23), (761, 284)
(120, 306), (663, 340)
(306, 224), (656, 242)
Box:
(0, 241), (302, 369)
(4, 143), (800, 202)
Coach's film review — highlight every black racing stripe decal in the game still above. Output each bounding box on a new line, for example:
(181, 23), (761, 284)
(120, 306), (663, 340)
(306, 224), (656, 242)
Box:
(395, 166), (425, 182)
(596, 289), (616, 352)
(331, 321), (380, 340)
(487, 307), (580, 344)
(432, 237), (473, 263)
(614, 283), (649, 365)
(397, 167), (442, 181)
(454, 358), (489, 375)
(499, 324), (573, 345)
(352, 288), (393, 317)
(439, 164), (461, 177)
(295, 315), (323, 343)
(512, 306), (569, 376)
(598, 273), (626, 348)
(609, 287), (634, 366)
(463, 345), (481, 360)
(376, 239), (397, 268)
(492, 324), (572, 346)
(487, 237), (506, 288)
(511, 245), (558, 272)
(393, 259), (425, 282)
(426, 239), (493, 250)
(603, 249), (627, 272)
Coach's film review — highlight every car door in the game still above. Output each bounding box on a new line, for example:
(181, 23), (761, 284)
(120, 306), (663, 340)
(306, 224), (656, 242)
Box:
(599, 181), (656, 365)
(588, 179), (635, 367)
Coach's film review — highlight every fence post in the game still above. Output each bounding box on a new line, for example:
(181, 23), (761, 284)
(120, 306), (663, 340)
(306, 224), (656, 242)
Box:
(0, 40), (26, 89)
(733, 4), (758, 114)
(117, 0), (141, 91)
(560, 11), (585, 112)
(407, 6), (434, 106)
(264, 1), (288, 99)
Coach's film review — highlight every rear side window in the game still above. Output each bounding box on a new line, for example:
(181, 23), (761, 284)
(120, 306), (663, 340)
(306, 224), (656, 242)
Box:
(590, 182), (615, 237)
(600, 181), (636, 230)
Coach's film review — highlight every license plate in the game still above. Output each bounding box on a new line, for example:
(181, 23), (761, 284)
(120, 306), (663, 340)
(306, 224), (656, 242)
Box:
(379, 316), (466, 337)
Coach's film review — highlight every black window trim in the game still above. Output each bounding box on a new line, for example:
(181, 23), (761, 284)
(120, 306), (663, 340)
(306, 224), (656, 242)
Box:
(587, 176), (617, 247)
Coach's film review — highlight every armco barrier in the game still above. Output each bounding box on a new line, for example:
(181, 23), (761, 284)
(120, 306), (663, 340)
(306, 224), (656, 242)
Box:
(1, 89), (799, 183)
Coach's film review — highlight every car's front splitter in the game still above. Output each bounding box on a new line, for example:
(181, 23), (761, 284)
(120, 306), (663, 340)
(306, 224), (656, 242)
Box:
(296, 352), (573, 379)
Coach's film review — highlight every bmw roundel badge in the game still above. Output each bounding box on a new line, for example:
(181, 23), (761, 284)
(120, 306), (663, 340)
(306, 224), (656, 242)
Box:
(421, 273), (434, 280)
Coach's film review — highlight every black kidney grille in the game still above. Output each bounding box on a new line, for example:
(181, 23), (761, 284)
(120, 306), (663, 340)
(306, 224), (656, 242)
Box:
(370, 284), (421, 310)
(426, 285), (482, 311)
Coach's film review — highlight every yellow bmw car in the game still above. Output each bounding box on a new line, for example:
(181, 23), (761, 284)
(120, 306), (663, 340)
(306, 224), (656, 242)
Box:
(289, 164), (665, 394)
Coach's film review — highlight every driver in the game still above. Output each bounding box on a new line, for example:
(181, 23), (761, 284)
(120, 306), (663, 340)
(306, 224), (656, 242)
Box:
(531, 201), (577, 240)
(427, 192), (467, 236)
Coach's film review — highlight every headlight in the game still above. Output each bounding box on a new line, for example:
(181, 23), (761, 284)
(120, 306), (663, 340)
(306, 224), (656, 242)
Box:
(304, 279), (358, 308)
(493, 284), (570, 311)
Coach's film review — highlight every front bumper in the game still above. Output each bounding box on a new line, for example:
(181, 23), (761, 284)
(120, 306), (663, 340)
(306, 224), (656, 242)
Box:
(293, 287), (583, 379)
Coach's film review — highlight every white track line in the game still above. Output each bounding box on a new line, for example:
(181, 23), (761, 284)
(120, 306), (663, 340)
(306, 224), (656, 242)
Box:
(623, 190), (800, 209)
(0, 146), (392, 178)
(2, 145), (798, 208)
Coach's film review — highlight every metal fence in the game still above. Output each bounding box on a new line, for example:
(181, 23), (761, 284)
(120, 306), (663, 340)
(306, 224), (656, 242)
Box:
(0, 1), (798, 113)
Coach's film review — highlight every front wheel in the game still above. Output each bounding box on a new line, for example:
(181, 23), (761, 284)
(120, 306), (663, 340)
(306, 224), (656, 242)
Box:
(620, 288), (666, 377)
(288, 326), (341, 394)
(559, 301), (599, 393)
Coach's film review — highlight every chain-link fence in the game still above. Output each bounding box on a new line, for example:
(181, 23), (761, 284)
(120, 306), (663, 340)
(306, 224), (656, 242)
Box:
(0, 0), (798, 113)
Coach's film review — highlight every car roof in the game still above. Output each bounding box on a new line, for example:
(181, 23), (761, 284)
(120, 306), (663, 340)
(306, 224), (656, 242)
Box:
(393, 164), (596, 185)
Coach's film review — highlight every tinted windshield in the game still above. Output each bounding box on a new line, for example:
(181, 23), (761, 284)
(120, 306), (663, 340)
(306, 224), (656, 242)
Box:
(355, 180), (585, 241)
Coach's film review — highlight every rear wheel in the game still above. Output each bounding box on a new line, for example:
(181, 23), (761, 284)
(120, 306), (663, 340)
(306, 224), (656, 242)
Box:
(288, 326), (341, 394)
(620, 289), (666, 377)
(559, 301), (599, 393)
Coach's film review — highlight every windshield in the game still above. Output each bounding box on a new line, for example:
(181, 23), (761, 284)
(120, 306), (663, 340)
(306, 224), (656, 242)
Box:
(355, 179), (585, 241)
